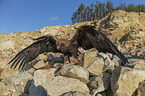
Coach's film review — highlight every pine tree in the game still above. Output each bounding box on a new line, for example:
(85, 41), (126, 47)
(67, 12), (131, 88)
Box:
(98, 2), (102, 19)
(90, 3), (94, 21)
(83, 8), (87, 21)
(140, 4), (145, 12)
(127, 3), (136, 12)
(77, 5), (81, 22)
(136, 4), (142, 12)
(102, 3), (106, 17)
(79, 3), (85, 22)
(94, 1), (99, 20)
(106, 1), (114, 14)
(71, 0), (145, 24)
(86, 6), (90, 21)
(116, 3), (127, 10)
(71, 12), (77, 23)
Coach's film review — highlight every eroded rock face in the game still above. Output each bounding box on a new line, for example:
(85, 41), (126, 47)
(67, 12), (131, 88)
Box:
(0, 10), (145, 96)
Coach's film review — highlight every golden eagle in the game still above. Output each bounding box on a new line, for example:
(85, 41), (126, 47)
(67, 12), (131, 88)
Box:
(8, 25), (129, 69)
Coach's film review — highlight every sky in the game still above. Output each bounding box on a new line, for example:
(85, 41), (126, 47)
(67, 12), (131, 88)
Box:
(0, 0), (145, 34)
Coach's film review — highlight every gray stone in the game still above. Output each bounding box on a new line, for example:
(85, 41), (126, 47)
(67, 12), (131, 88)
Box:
(29, 69), (90, 96)
(11, 91), (24, 96)
(1, 90), (12, 96)
(88, 73), (111, 96)
(134, 80), (145, 96)
(55, 64), (89, 83)
(98, 53), (115, 71)
(7, 84), (16, 93)
(111, 67), (145, 96)
(131, 59), (145, 71)
(83, 51), (104, 75)
(0, 81), (7, 95)
(12, 71), (33, 92)
(33, 60), (47, 69)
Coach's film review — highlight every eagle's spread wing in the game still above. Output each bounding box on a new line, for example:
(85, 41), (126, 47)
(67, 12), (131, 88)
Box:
(71, 25), (129, 65)
(8, 35), (58, 69)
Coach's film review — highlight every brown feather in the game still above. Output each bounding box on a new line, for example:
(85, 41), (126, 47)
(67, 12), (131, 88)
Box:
(70, 25), (129, 65)
(8, 35), (58, 69)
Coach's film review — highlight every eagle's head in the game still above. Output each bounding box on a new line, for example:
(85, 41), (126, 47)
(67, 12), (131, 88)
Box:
(56, 39), (69, 51)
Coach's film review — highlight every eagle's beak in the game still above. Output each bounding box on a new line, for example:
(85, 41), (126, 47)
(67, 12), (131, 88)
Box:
(57, 46), (60, 50)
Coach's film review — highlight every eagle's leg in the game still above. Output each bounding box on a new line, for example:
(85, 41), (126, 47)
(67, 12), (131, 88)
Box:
(63, 55), (70, 64)
(69, 57), (80, 65)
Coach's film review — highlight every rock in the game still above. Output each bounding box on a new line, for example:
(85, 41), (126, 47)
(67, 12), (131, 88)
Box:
(83, 51), (98, 68)
(37, 54), (48, 60)
(60, 91), (92, 96)
(0, 41), (14, 50)
(0, 81), (5, 87)
(105, 11), (145, 55)
(1, 90), (12, 96)
(95, 93), (107, 96)
(0, 68), (3, 78)
(11, 91), (24, 96)
(29, 69), (90, 96)
(1, 69), (19, 85)
(29, 69), (56, 96)
(131, 59), (145, 71)
(25, 54), (48, 69)
(19, 93), (29, 96)
(47, 76), (90, 96)
(133, 80), (145, 96)
(0, 81), (7, 95)
(138, 47), (145, 59)
(98, 53), (116, 72)
(55, 64), (89, 83)
(27, 68), (36, 74)
(142, 47), (145, 53)
(40, 25), (60, 36)
(83, 51), (104, 75)
(88, 73), (111, 96)
(0, 58), (11, 70)
(111, 67), (145, 96)
(32, 60), (47, 69)
(7, 84), (16, 93)
(11, 71), (33, 92)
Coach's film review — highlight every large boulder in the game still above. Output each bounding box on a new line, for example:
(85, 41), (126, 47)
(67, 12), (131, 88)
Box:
(111, 67), (145, 96)
(133, 80), (145, 96)
(83, 51), (104, 75)
(55, 64), (90, 84)
(29, 68), (90, 96)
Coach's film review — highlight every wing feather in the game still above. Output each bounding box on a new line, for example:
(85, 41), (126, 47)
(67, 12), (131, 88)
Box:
(8, 35), (58, 69)
(72, 25), (129, 65)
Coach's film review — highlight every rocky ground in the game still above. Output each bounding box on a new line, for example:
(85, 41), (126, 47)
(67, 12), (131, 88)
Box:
(0, 10), (145, 96)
